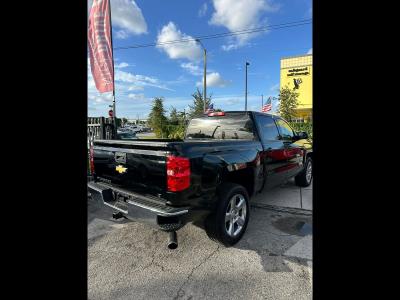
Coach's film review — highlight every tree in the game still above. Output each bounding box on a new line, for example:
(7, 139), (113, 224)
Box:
(278, 85), (299, 121)
(115, 118), (122, 128)
(188, 88), (212, 119)
(148, 97), (168, 138)
(169, 106), (179, 125)
(121, 118), (128, 126)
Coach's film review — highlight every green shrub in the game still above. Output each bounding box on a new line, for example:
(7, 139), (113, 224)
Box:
(165, 125), (185, 139)
(289, 122), (313, 139)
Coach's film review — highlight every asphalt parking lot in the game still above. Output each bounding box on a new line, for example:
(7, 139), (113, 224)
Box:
(88, 182), (312, 300)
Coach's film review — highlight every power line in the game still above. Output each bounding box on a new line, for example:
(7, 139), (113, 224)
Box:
(114, 19), (312, 51)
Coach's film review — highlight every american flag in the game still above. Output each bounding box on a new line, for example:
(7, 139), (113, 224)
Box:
(262, 97), (272, 112)
(205, 103), (214, 113)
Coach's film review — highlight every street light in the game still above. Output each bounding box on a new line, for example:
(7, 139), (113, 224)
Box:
(245, 61), (250, 111)
(196, 39), (207, 113)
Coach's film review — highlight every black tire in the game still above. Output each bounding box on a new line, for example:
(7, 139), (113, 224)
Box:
(205, 183), (250, 247)
(295, 156), (313, 187)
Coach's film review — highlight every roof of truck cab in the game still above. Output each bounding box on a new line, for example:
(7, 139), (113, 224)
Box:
(220, 111), (277, 117)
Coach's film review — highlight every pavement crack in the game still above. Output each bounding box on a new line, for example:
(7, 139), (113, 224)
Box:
(172, 244), (220, 300)
(141, 246), (159, 271)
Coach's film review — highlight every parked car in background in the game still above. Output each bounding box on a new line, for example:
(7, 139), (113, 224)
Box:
(88, 111), (312, 249)
(116, 130), (137, 140)
(124, 125), (141, 133)
(117, 127), (131, 133)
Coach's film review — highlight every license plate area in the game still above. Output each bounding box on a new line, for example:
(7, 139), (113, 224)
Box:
(114, 152), (127, 164)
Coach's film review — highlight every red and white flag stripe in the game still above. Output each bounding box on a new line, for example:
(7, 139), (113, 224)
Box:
(88, 0), (114, 93)
(262, 104), (272, 112)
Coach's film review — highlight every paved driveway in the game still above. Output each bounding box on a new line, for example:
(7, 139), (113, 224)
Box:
(88, 182), (312, 300)
(253, 178), (312, 210)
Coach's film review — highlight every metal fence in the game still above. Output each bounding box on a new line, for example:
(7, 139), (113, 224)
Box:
(87, 117), (115, 147)
(87, 117), (115, 177)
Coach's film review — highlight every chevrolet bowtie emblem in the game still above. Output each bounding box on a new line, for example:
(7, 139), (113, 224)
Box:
(115, 165), (128, 174)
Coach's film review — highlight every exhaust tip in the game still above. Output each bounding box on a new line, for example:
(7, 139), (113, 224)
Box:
(167, 242), (178, 250)
(168, 231), (178, 250)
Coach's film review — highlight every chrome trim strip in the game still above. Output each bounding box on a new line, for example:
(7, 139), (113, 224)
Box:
(94, 146), (168, 156)
(104, 202), (128, 214)
(88, 182), (107, 193)
(126, 200), (189, 216)
(92, 182), (188, 216)
(94, 139), (171, 147)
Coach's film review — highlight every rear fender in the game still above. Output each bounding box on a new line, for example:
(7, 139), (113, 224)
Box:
(202, 150), (259, 200)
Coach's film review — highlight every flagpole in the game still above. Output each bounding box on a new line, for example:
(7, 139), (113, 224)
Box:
(261, 94), (263, 111)
(108, 0), (117, 137)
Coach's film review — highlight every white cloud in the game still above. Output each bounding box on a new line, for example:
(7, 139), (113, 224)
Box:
(91, 93), (113, 104)
(226, 98), (241, 105)
(180, 62), (203, 76)
(269, 83), (279, 92)
(115, 62), (130, 69)
(198, 3), (208, 17)
(156, 22), (202, 61)
(209, 0), (278, 48)
(115, 70), (174, 91)
(128, 93), (145, 100)
(221, 44), (240, 51)
(115, 70), (156, 84)
(115, 30), (129, 39)
(128, 85), (144, 91)
(307, 48), (312, 54)
(196, 72), (230, 88)
(88, 0), (147, 37)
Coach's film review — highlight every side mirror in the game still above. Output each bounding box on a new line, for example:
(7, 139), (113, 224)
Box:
(296, 131), (308, 140)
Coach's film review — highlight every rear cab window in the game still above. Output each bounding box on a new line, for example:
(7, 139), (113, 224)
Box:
(254, 114), (280, 142)
(185, 113), (256, 140)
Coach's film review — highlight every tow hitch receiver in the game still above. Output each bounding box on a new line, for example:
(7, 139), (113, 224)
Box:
(112, 212), (124, 220)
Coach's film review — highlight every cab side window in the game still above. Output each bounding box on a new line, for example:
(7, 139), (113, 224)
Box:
(275, 118), (295, 140)
(255, 115), (280, 141)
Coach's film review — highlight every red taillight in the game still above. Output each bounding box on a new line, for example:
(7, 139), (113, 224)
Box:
(208, 112), (225, 116)
(166, 156), (190, 192)
(89, 146), (95, 174)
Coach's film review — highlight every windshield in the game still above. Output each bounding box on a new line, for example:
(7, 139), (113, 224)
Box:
(185, 113), (256, 140)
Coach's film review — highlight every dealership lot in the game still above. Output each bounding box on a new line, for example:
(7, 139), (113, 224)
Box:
(253, 178), (312, 210)
(88, 183), (312, 300)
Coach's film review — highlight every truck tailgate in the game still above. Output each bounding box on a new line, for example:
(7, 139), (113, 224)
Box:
(92, 140), (171, 195)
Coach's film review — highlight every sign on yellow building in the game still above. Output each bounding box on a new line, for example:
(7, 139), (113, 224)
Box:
(280, 54), (312, 121)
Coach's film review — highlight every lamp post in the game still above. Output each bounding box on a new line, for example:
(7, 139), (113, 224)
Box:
(196, 39), (207, 113)
(245, 61), (250, 111)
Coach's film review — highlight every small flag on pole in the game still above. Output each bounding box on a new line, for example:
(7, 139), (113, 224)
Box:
(205, 103), (214, 114)
(88, 0), (114, 93)
(262, 97), (272, 112)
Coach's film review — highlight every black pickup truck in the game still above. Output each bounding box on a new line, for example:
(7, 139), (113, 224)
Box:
(88, 111), (312, 248)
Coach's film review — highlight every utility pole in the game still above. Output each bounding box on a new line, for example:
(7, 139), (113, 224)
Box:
(196, 39), (207, 113)
(245, 61), (250, 111)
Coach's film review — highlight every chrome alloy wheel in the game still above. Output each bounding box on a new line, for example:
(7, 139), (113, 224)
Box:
(306, 160), (312, 183)
(225, 194), (247, 237)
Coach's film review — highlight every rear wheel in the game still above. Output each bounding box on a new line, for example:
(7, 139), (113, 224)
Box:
(205, 183), (250, 246)
(295, 156), (312, 187)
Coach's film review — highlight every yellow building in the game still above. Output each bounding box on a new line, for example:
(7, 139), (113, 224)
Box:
(280, 54), (312, 122)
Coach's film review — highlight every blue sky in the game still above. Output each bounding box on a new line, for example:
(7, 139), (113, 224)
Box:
(88, 0), (312, 119)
